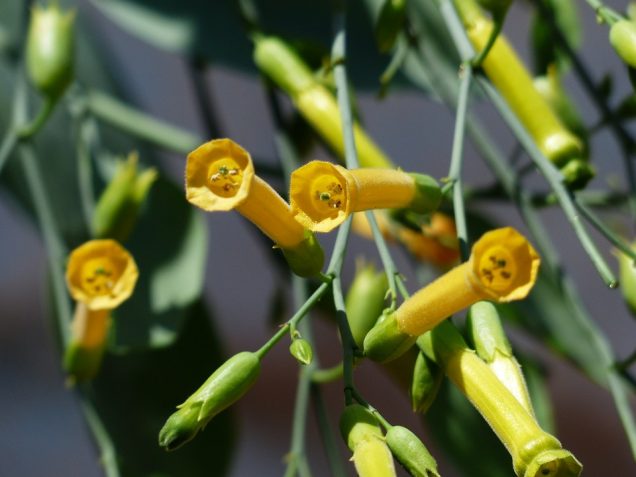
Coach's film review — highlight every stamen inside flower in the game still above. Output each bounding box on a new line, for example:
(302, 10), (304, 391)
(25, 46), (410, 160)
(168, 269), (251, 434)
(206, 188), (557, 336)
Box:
(207, 158), (244, 198)
(476, 245), (517, 291)
(80, 257), (123, 297)
(306, 174), (347, 220)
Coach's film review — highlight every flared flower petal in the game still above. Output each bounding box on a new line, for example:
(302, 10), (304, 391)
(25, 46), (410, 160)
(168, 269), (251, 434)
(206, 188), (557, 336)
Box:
(66, 239), (138, 311)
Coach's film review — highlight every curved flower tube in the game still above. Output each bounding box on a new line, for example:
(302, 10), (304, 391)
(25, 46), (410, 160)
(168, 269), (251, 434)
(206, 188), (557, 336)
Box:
(185, 138), (324, 277)
(289, 160), (440, 233)
(64, 239), (138, 382)
(364, 227), (540, 362)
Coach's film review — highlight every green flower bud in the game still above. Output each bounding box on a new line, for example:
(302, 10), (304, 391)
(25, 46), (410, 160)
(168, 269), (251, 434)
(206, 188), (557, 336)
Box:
(159, 351), (260, 451)
(280, 230), (325, 278)
(346, 263), (389, 348)
(26, 2), (75, 98)
(617, 240), (636, 317)
(363, 313), (416, 363)
(374, 0), (407, 52)
(410, 351), (443, 414)
(93, 153), (157, 241)
(289, 338), (313, 366)
(385, 426), (440, 477)
(340, 405), (397, 477)
(610, 20), (636, 69)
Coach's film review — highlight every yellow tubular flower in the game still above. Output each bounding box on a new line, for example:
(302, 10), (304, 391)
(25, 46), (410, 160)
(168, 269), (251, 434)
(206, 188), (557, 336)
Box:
(397, 227), (540, 336)
(185, 138), (324, 277)
(364, 227), (539, 363)
(290, 160), (440, 233)
(64, 239), (138, 382)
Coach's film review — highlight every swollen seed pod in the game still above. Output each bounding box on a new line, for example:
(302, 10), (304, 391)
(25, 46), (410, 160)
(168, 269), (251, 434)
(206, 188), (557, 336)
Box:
(385, 426), (440, 477)
(616, 242), (636, 317)
(159, 351), (261, 451)
(610, 20), (636, 69)
(26, 3), (75, 98)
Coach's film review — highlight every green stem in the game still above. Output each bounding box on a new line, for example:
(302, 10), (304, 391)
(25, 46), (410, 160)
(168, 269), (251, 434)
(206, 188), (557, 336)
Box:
(379, 35), (409, 97)
(85, 90), (201, 154)
(284, 277), (315, 477)
(18, 96), (56, 139)
(581, 0), (622, 24)
(574, 198), (636, 263)
(470, 9), (505, 67)
(311, 363), (344, 383)
(74, 115), (97, 235)
(19, 142), (72, 347)
(79, 386), (120, 477)
(310, 382), (348, 477)
(256, 281), (331, 360)
(0, 127), (18, 177)
(479, 76), (618, 287)
(447, 62), (473, 261)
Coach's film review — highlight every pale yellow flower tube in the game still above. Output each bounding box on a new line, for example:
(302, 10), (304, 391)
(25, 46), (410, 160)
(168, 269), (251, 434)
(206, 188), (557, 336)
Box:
(64, 239), (139, 382)
(364, 227), (540, 362)
(185, 138), (324, 277)
(289, 160), (440, 233)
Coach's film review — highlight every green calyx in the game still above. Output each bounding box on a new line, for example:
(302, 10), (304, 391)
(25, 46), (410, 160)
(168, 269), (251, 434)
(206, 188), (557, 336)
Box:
(339, 404), (383, 451)
(363, 313), (416, 363)
(408, 174), (442, 215)
(159, 351), (261, 451)
(63, 340), (107, 384)
(385, 426), (440, 477)
(559, 158), (595, 190)
(281, 231), (325, 278)
(26, 3), (75, 99)
(253, 36), (316, 99)
(617, 240), (636, 316)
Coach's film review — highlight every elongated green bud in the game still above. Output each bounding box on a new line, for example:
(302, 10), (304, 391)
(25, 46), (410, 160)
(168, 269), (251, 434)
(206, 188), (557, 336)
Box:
(375, 0), (407, 52)
(467, 301), (534, 415)
(346, 263), (389, 348)
(410, 351), (443, 414)
(93, 153), (158, 241)
(610, 20), (636, 69)
(363, 313), (416, 363)
(26, 2), (75, 98)
(385, 426), (440, 477)
(289, 338), (313, 366)
(340, 405), (397, 477)
(159, 351), (261, 451)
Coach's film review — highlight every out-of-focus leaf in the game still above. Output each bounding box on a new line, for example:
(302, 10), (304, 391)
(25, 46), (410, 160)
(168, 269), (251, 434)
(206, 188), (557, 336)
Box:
(530, 0), (582, 75)
(597, 73), (614, 102)
(91, 300), (235, 477)
(616, 93), (636, 121)
(111, 176), (207, 350)
(426, 379), (511, 477)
